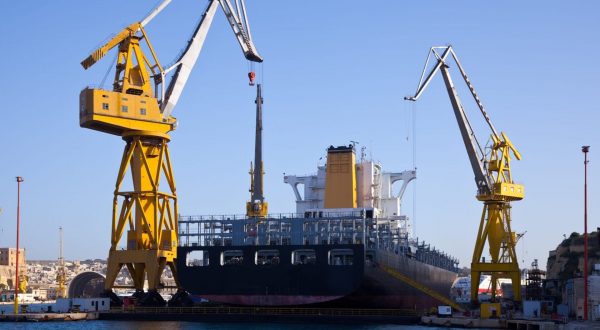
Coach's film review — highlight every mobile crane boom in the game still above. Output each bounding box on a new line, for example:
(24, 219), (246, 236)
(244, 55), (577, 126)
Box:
(405, 45), (524, 302)
(247, 84), (268, 217)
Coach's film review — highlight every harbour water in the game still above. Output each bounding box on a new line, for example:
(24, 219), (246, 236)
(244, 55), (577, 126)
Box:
(0, 321), (461, 330)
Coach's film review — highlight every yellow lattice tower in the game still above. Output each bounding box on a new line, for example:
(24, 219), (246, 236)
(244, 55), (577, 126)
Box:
(471, 133), (523, 302)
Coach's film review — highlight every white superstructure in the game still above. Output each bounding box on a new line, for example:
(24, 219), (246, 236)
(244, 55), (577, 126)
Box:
(284, 155), (416, 235)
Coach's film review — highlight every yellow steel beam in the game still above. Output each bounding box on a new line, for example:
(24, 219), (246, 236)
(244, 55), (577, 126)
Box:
(81, 22), (141, 70)
(104, 133), (178, 294)
(381, 265), (465, 312)
(471, 263), (520, 273)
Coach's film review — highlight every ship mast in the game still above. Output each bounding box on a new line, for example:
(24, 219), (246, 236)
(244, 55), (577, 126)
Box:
(247, 84), (268, 217)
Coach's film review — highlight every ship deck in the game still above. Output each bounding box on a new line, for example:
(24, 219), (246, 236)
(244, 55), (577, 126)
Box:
(178, 212), (459, 273)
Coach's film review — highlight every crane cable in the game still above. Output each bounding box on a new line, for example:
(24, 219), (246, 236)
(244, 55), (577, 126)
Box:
(402, 99), (418, 238)
(247, 61), (264, 88)
(411, 102), (417, 238)
(100, 54), (118, 89)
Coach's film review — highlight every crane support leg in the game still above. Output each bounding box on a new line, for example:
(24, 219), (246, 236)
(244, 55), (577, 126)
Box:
(104, 132), (179, 305)
(471, 201), (521, 303)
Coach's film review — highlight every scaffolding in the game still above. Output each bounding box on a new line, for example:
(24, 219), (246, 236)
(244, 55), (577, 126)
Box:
(526, 259), (546, 300)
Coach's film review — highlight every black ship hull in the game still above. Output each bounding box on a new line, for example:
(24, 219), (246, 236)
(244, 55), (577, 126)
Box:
(177, 244), (364, 306)
(337, 249), (458, 310)
(177, 244), (456, 309)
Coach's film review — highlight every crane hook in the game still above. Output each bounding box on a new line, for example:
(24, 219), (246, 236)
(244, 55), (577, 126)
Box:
(248, 71), (256, 86)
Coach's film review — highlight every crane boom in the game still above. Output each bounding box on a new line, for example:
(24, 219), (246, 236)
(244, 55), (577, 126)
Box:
(439, 60), (491, 195)
(219, 0), (262, 62)
(161, 0), (219, 117)
(81, 0), (172, 70)
(140, 0), (173, 27)
(81, 22), (141, 70)
(405, 46), (491, 194)
(161, 0), (263, 118)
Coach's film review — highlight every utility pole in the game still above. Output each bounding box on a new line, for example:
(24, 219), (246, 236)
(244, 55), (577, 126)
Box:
(582, 145), (590, 321)
(14, 176), (23, 314)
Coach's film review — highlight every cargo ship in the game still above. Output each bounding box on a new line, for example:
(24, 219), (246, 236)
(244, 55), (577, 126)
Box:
(176, 144), (459, 309)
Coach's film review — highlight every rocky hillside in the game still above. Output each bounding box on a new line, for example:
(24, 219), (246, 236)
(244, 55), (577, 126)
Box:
(546, 231), (600, 281)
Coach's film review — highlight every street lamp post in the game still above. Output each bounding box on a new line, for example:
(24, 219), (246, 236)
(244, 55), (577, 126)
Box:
(14, 176), (23, 315)
(582, 146), (590, 321)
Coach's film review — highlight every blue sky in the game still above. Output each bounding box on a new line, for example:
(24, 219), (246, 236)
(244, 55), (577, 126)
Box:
(0, 1), (598, 269)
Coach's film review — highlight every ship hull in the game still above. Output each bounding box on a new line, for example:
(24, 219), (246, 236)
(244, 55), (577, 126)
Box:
(334, 249), (458, 310)
(178, 244), (364, 306)
(177, 244), (456, 309)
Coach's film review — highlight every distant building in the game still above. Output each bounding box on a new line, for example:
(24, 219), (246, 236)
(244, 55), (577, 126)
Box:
(46, 286), (60, 300)
(31, 288), (48, 301)
(0, 292), (35, 303)
(0, 248), (27, 289)
(0, 248), (27, 271)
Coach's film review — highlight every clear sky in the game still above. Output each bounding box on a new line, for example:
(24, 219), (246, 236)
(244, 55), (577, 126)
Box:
(0, 1), (598, 270)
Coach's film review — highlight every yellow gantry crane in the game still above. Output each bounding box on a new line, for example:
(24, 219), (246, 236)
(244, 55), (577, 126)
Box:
(405, 46), (524, 303)
(80, 0), (262, 305)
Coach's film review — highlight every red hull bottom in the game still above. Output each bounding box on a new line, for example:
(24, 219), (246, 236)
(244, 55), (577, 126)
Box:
(195, 295), (344, 306)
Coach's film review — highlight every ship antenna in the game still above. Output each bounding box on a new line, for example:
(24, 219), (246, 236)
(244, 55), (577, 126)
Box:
(361, 146), (366, 163)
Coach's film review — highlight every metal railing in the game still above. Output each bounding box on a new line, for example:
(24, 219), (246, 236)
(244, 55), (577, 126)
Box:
(178, 213), (458, 272)
(179, 213), (306, 222)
